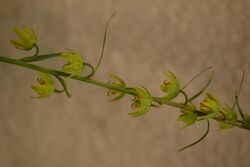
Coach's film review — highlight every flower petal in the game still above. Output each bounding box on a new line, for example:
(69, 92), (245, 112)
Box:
(160, 71), (180, 101)
(129, 86), (152, 117)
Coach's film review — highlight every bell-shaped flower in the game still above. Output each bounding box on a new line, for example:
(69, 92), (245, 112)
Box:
(200, 93), (221, 119)
(107, 73), (126, 101)
(31, 72), (55, 98)
(61, 50), (84, 78)
(129, 86), (152, 117)
(160, 71), (180, 102)
(219, 104), (238, 129)
(10, 26), (37, 50)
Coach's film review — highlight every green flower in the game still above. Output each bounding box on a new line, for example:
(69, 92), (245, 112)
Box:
(61, 50), (84, 78)
(243, 114), (250, 129)
(160, 71), (180, 101)
(179, 102), (197, 127)
(129, 86), (152, 117)
(31, 72), (55, 98)
(10, 26), (37, 50)
(200, 93), (221, 119)
(107, 73), (126, 101)
(219, 104), (237, 129)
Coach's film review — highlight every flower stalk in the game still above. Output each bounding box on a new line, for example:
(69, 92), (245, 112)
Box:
(0, 20), (249, 152)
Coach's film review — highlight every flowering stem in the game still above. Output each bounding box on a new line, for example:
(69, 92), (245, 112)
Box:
(19, 52), (61, 62)
(0, 55), (249, 131)
(0, 55), (195, 108)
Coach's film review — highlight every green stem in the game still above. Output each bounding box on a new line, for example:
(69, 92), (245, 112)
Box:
(0, 55), (191, 109)
(33, 44), (40, 56)
(1, 55), (133, 91)
(0, 55), (249, 131)
(19, 53), (61, 62)
(179, 90), (188, 104)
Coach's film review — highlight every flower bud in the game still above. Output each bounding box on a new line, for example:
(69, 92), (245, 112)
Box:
(61, 50), (84, 78)
(31, 72), (55, 98)
(10, 26), (37, 50)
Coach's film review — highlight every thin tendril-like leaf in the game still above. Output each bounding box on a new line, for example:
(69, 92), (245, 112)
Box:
(236, 99), (244, 119)
(188, 70), (214, 102)
(232, 71), (245, 109)
(237, 71), (245, 97)
(94, 13), (116, 74)
(55, 76), (71, 98)
(181, 66), (212, 91)
(178, 120), (210, 152)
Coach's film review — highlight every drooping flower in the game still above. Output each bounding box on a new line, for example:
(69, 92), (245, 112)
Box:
(107, 73), (126, 101)
(10, 26), (37, 50)
(31, 72), (55, 98)
(200, 93), (221, 119)
(61, 50), (84, 78)
(129, 86), (152, 117)
(160, 71), (180, 101)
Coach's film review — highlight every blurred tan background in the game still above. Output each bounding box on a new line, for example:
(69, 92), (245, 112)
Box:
(1, 0), (250, 166)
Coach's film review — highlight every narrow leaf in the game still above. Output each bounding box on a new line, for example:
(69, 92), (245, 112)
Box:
(181, 66), (212, 90)
(94, 13), (116, 73)
(189, 70), (214, 102)
(56, 76), (71, 98)
(232, 71), (245, 119)
(179, 120), (210, 152)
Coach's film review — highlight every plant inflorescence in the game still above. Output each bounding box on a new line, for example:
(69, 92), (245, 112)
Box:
(0, 15), (249, 151)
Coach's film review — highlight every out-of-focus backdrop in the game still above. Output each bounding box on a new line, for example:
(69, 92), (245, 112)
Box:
(1, 0), (250, 166)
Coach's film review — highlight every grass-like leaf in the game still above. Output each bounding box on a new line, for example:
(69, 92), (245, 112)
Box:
(55, 76), (71, 98)
(94, 13), (116, 73)
(181, 66), (212, 91)
(188, 70), (214, 102)
(232, 71), (245, 119)
(178, 120), (210, 152)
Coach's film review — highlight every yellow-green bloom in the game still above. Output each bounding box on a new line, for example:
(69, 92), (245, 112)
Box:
(181, 102), (197, 114)
(243, 114), (250, 129)
(179, 102), (197, 127)
(10, 26), (37, 50)
(160, 71), (180, 101)
(61, 50), (84, 78)
(129, 86), (152, 117)
(200, 93), (221, 119)
(31, 72), (55, 98)
(107, 73), (126, 101)
(219, 104), (237, 129)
